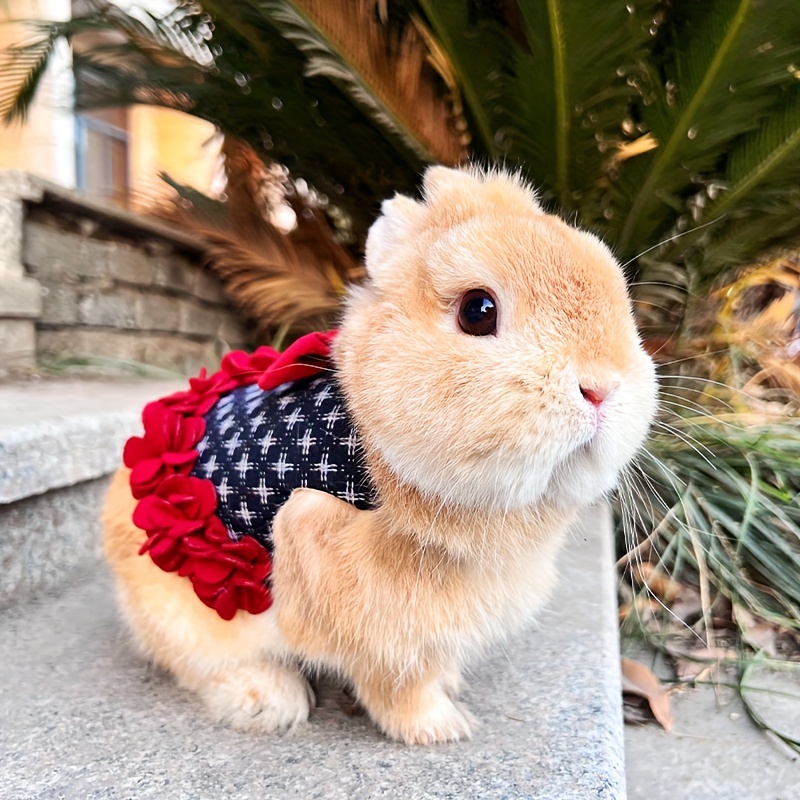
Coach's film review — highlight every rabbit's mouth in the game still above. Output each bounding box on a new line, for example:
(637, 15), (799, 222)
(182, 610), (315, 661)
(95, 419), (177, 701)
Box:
(545, 407), (656, 510)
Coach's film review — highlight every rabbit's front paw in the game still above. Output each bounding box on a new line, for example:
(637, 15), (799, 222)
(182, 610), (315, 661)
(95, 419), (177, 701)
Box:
(439, 664), (465, 699)
(198, 661), (313, 733)
(393, 689), (476, 745)
(364, 677), (476, 745)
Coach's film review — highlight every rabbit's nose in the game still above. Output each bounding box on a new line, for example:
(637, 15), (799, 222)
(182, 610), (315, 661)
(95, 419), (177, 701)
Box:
(580, 384), (615, 407)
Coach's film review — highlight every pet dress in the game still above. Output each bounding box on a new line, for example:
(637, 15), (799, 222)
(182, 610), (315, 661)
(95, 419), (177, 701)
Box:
(123, 331), (373, 620)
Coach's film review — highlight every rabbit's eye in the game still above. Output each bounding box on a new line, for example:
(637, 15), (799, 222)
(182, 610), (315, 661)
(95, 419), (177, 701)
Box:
(457, 289), (497, 336)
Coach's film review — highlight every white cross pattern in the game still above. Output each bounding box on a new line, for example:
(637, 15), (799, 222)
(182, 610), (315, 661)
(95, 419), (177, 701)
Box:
(343, 479), (358, 505)
(249, 412), (266, 431)
(260, 429), (277, 455)
(235, 451), (253, 477)
(218, 416), (236, 435)
(323, 405), (344, 430)
(298, 429), (317, 455)
(234, 500), (255, 528)
(272, 451), (295, 481)
(284, 406), (305, 430)
(225, 430), (241, 455)
(196, 436), (209, 454)
(193, 374), (372, 550)
(202, 453), (219, 477)
(340, 429), (359, 456)
(314, 382), (332, 407)
(314, 452), (337, 483)
(254, 477), (277, 503)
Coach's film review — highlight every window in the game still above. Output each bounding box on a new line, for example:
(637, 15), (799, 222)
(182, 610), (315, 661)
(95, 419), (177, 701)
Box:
(75, 108), (130, 207)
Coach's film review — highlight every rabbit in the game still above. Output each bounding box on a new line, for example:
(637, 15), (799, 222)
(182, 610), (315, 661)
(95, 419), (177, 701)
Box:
(103, 165), (658, 745)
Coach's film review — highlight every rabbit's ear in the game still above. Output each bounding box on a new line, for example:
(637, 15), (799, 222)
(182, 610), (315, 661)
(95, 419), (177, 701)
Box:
(365, 194), (425, 284)
(422, 165), (544, 219)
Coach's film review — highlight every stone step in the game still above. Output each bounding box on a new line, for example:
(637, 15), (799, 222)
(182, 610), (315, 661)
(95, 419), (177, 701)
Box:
(0, 380), (627, 799)
(0, 380), (182, 605)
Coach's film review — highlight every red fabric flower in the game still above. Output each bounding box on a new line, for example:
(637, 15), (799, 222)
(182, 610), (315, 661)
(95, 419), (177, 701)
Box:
(133, 475), (217, 570)
(123, 402), (206, 499)
(160, 368), (238, 416)
(221, 346), (279, 381)
(258, 330), (337, 392)
(124, 330), (335, 619)
(179, 518), (273, 620)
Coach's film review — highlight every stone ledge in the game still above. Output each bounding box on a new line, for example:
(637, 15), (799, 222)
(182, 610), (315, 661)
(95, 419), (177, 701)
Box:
(0, 478), (109, 608)
(0, 277), (43, 317)
(1, 170), (203, 256)
(0, 319), (36, 368)
(0, 505), (626, 800)
(36, 329), (223, 375)
(0, 378), (626, 798)
(0, 410), (140, 504)
(0, 380), (182, 505)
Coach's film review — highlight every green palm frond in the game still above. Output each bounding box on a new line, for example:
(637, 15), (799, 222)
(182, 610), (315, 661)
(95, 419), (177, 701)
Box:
(689, 86), (800, 280)
(6, 0), (800, 296)
(1, 1), (463, 239)
(710, 88), (800, 221)
(413, 0), (510, 158)
(0, 21), (65, 122)
(614, 0), (800, 263)
(506, 0), (657, 210)
(250, 0), (464, 168)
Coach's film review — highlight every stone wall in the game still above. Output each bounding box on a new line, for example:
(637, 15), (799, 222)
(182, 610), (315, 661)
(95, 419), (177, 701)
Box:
(0, 170), (253, 376)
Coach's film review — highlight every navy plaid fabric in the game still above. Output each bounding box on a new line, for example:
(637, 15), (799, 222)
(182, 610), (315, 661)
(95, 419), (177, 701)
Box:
(190, 374), (374, 553)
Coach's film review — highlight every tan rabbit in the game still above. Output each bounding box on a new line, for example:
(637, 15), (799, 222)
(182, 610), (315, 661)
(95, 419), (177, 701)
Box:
(103, 165), (657, 745)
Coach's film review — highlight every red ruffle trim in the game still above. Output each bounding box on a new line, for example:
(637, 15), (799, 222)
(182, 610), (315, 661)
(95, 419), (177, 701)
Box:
(123, 330), (336, 620)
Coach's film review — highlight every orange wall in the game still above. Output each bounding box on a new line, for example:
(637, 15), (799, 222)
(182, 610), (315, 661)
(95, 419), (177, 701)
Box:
(129, 106), (222, 211)
(0, 0), (76, 186)
(0, 1), (221, 205)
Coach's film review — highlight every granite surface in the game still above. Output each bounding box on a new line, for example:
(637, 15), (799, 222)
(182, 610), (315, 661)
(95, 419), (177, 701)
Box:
(0, 381), (183, 603)
(0, 506), (626, 800)
(626, 672), (800, 799)
(0, 478), (108, 608)
(0, 381), (181, 504)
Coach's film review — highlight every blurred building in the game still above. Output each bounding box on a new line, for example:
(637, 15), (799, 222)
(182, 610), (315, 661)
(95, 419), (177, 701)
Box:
(0, 0), (221, 211)
(0, 1), (241, 374)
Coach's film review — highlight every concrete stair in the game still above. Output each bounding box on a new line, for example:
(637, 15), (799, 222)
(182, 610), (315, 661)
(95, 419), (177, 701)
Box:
(0, 380), (627, 800)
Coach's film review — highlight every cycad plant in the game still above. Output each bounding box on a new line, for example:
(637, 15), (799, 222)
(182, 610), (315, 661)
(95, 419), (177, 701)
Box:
(3, 0), (800, 660)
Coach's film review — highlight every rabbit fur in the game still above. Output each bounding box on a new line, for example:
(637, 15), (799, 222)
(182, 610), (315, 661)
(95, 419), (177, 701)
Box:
(103, 165), (657, 745)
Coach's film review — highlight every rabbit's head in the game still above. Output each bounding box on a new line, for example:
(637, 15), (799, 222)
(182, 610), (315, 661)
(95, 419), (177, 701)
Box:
(334, 166), (657, 514)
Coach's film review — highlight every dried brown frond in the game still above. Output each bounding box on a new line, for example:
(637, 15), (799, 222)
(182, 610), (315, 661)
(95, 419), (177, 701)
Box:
(197, 223), (346, 338)
(609, 133), (659, 165)
(152, 138), (361, 342)
(709, 256), (800, 401)
(294, 0), (468, 164)
(221, 136), (275, 236)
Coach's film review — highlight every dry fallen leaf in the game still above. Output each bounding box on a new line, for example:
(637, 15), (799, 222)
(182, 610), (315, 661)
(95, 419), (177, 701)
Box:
(618, 596), (662, 623)
(666, 645), (738, 681)
(621, 658), (673, 732)
(733, 604), (779, 657)
(630, 561), (683, 603)
(669, 585), (704, 623)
